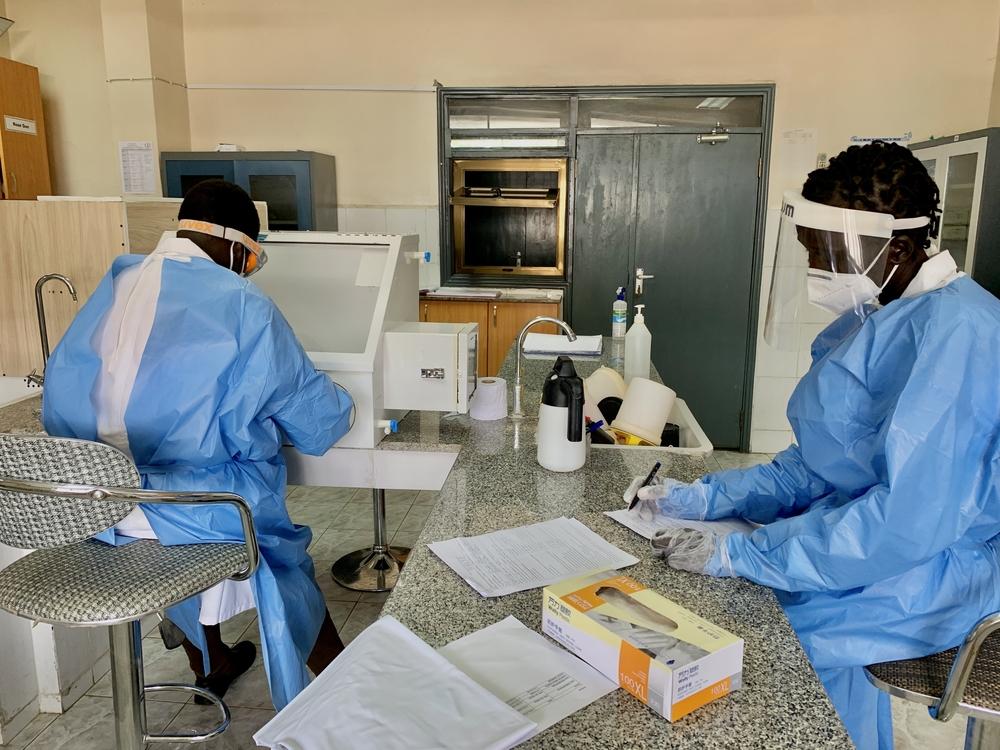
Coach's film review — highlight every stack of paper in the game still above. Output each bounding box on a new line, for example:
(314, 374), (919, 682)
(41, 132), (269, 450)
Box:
(604, 508), (757, 540)
(253, 616), (536, 750)
(439, 615), (616, 736)
(428, 516), (639, 597)
(522, 332), (603, 356)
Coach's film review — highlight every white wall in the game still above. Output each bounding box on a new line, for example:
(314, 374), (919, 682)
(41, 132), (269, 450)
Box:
(179, 0), (1000, 449)
(6, 0), (119, 195)
(0, 544), (37, 743)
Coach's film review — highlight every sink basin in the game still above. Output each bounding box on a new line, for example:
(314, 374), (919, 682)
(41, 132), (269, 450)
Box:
(591, 398), (714, 457)
(0, 377), (41, 408)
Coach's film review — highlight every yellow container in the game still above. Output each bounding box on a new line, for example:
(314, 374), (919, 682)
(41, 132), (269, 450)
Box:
(610, 427), (657, 447)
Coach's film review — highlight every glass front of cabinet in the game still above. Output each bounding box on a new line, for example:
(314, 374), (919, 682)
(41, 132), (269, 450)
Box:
(941, 153), (978, 271)
(450, 158), (567, 276)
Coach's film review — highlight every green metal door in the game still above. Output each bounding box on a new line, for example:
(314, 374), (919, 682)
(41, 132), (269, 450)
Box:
(571, 135), (637, 336)
(633, 133), (761, 449)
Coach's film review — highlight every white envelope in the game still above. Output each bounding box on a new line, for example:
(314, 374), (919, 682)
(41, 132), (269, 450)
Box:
(254, 616), (536, 750)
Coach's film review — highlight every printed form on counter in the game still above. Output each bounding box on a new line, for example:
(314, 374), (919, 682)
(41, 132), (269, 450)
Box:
(428, 516), (639, 597)
(604, 508), (756, 541)
(439, 615), (616, 736)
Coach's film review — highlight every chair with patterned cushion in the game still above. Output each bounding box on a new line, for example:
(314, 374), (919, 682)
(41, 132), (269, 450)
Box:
(865, 612), (1000, 750)
(0, 434), (260, 750)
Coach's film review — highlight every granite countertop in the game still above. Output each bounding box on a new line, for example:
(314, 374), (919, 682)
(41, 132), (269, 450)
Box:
(381, 345), (851, 748)
(421, 287), (564, 304)
(0, 395), (43, 434)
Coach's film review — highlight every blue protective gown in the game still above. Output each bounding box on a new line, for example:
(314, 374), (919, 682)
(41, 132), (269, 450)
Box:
(692, 276), (1000, 749)
(42, 245), (353, 710)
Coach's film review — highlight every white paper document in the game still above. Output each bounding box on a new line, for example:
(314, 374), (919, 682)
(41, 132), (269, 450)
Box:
(438, 617), (618, 732)
(439, 616), (616, 736)
(428, 517), (639, 597)
(253, 616), (536, 750)
(604, 508), (757, 540)
(118, 141), (157, 194)
(522, 332), (603, 355)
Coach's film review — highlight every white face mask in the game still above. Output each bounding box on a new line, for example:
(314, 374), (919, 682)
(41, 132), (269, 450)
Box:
(806, 241), (898, 315)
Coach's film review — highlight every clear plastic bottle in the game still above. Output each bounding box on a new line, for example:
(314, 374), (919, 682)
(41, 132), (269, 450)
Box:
(624, 304), (651, 384)
(611, 287), (627, 338)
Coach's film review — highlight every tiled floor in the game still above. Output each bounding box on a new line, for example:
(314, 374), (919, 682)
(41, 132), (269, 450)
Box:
(4, 487), (431, 750)
(3, 465), (970, 748)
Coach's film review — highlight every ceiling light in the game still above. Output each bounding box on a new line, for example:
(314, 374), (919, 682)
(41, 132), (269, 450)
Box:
(697, 97), (735, 110)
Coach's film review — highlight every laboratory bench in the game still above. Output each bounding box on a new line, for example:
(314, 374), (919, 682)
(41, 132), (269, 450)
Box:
(0, 351), (853, 748)
(379, 343), (853, 748)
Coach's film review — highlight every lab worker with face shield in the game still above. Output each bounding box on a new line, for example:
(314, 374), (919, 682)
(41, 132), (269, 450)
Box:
(42, 180), (355, 710)
(626, 142), (1000, 750)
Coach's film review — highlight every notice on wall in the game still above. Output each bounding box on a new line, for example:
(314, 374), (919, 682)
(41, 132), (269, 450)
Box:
(781, 128), (818, 174)
(4, 115), (37, 135)
(118, 141), (157, 194)
(849, 131), (913, 146)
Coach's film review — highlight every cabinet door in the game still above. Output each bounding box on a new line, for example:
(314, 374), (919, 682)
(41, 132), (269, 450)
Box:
(633, 133), (760, 450)
(572, 135), (636, 334)
(235, 160), (312, 230)
(0, 59), (51, 199)
(488, 301), (559, 376)
(423, 299), (490, 376)
(164, 160), (235, 198)
(912, 138), (987, 275)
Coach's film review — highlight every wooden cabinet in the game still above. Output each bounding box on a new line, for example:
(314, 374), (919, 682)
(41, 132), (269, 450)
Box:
(487, 301), (558, 375)
(420, 299), (490, 376)
(0, 58), (51, 199)
(423, 297), (560, 376)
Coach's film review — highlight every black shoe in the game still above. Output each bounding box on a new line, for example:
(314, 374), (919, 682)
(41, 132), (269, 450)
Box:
(193, 641), (257, 705)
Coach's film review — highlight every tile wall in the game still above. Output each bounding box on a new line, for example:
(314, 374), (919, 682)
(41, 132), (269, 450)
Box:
(336, 206), (441, 290)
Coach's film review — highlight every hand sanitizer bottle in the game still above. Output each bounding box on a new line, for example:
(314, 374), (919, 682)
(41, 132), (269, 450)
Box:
(611, 287), (627, 339)
(624, 304), (651, 384)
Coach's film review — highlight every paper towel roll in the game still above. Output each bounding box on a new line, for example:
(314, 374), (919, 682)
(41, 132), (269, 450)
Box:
(469, 377), (508, 421)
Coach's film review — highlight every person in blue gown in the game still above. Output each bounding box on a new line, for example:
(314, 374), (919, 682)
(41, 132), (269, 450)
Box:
(629, 142), (1000, 749)
(42, 180), (354, 710)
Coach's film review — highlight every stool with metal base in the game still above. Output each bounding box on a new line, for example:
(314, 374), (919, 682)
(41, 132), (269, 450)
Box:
(865, 612), (1000, 750)
(0, 434), (260, 749)
(331, 489), (409, 593)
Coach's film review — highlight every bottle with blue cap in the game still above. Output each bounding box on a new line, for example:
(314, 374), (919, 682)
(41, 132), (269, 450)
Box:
(611, 287), (627, 338)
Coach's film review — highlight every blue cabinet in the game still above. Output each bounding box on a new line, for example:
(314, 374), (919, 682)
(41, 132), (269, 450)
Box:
(160, 151), (337, 231)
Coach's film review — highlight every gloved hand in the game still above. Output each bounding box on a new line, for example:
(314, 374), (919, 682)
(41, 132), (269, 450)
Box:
(622, 476), (711, 521)
(650, 527), (734, 577)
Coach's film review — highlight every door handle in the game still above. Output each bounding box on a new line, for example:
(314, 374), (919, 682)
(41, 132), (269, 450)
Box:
(423, 303), (428, 322)
(635, 267), (655, 296)
(492, 304), (498, 327)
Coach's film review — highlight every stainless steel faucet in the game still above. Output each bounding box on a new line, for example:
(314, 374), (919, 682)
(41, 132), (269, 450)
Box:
(27, 274), (78, 386)
(511, 316), (577, 419)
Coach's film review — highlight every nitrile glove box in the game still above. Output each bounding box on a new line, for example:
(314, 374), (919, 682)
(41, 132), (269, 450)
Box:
(542, 572), (743, 721)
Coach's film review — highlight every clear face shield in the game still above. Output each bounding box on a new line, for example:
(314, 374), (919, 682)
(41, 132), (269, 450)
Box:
(176, 219), (268, 277)
(763, 191), (929, 349)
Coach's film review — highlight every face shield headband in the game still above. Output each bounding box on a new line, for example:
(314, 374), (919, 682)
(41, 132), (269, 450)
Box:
(177, 219), (267, 277)
(763, 191), (930, 349)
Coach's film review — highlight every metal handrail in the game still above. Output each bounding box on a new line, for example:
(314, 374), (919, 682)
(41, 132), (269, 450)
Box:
(934, 612), (1000, 722)
(0, 476), (260, 580)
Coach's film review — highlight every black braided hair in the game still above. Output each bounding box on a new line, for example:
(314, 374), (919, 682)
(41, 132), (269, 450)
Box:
(802, 141), (940, 247)
(178, 179), (260, 240)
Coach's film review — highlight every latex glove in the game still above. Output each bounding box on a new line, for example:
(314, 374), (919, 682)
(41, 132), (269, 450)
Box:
(651, 527), (734, 576)
(623, 476), (711, 521)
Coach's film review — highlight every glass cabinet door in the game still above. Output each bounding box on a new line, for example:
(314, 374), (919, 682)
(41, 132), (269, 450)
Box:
(235, 160), (312, 231)
(911, 137), (987, 274)
(163, 160), (236, 198)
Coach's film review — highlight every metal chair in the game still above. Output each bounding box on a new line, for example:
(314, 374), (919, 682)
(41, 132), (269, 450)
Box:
(0, 434), (260, 749)
(866, 613), (1000, 750)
